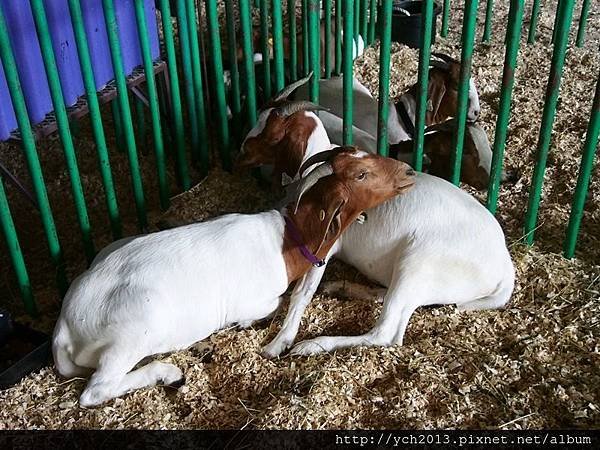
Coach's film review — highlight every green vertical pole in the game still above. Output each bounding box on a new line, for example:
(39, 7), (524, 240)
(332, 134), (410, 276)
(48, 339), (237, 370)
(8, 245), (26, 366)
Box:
(102, 0), (147, 230)
(288, 0), (298, 81)
(376, 0), (392, 155)
(354, 0), (360, 41)
(482, 0), (494, 43)
(225, 0), (242, 120)
(0, 8), (67, 293)
(524, 0), (575, 244)
(30, 0), (95, 262)
(486, 0), (524, 215)
(450, 0), (478, 185)
(324, 0), (332, 78)
(186, 0), (210, 176)
(335, 0), (342, 75)
(576, 0), (591, 48)
(308, 0), (320, 102)
(368, 0), (377, 45)
(259, 0), (272, 100)
(412, 0), (433, 172)
(564, 68), (600, 258)
(527, 0), (541, 44)
(158, 0), (190, 190)
(134, 0), (169, 209)
(176, 0), (200, 167)
(135, 97), (146, 143)
(272, 0), (285, 92)
(302, 0), (309, 76)
(111, 99), (126, 152)
(551, 0), (562, 45)
(0, 179), (36, 316)
(240, 0), (257, 127)
(343, 0), (355, 146)
(205, 0), (231, 171)
(67, 0), (122, 239)
(360, 0), (368, 40)
(441, 0), (450, 38)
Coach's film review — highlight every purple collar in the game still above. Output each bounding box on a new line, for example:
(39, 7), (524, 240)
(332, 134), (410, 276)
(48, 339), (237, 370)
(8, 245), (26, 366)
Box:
(284, 216), (326, 268)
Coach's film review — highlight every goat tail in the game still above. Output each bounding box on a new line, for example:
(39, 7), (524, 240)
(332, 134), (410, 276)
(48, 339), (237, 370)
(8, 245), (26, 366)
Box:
(52, 323), (87, 379)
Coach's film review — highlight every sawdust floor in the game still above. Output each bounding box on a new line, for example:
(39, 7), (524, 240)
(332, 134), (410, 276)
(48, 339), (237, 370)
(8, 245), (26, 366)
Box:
(0, 0), (599, 429)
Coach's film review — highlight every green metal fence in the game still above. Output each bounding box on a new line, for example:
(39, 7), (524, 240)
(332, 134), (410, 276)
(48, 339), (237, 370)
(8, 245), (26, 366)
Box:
(0, 0), (598, 316)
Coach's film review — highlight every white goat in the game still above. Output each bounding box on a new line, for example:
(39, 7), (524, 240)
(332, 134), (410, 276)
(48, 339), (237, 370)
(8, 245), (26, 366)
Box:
(53, 148), (414, 407)
(293, 53), (481, 146)
(238, 98), (515, 358)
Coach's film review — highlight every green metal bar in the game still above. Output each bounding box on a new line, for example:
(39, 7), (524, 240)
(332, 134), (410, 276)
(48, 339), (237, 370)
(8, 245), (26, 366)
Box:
(259, 0), (272, 100)
(450, 0), (478, 185)
(551, 0), (562, 45)
(343, 0), (355, 145)
(205, 0), (231, 171)
(0, 179), (36, 316)
(302, 0), (309, 76)
(186, 0), (210, 176)
(376, 0), (392, 155)
(412, 0), (433, 172)
(524, 0), (575, 244)
(102, 0), (147, 230)
(111, 99), (126, 152)
(368, 0), (377, 45)
(354, 0), (360, 40)
(272, 0), (285, 92)
(158, 0), (190, 190)
(441, 0), (450, 38)
(527, 0), (541, 44)
(360, 0), (368, 40)
(486, 0), (524, 215)
(324, 0), (332, 78)
(134, 0), (169, 209)
(176, 0), (200, 167)
(240, 0), (258, 127)
(335, 0), (342, 75)
(135, 97), (146, 143)
(482, 0), (494, 43)
(0, 8), (67, 293)
(30, 0), (95, 262)
(225, 0), (242, 120)
(576, 0), (590, 48)
(287, 0), (298, 81)
(308, 0), (320, 102)
(564, 67), (600, 258)
(67, 0), (122, 239)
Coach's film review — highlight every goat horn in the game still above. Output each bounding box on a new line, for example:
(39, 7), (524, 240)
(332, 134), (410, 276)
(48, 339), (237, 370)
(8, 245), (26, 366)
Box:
(273, 71), (314, 102)
(298, 146), (349, 177)
(429, 59), (450, 71)
(431, 52), (459, 64)
(293, 162), (334, 214)
(277, 100), (329, 117)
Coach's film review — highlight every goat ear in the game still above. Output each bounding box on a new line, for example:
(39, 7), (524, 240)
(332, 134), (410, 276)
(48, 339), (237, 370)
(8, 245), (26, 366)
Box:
(426, 76), (446, 124)
(315, 197), (347, 255)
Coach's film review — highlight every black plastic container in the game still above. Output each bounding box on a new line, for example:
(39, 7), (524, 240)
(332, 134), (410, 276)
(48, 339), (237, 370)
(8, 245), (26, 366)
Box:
(391, 1), (442, 48)
(0, 309), (51, 389)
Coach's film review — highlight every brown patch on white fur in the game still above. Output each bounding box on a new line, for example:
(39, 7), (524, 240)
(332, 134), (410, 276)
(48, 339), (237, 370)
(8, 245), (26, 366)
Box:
(407, 65), (461, 126)
(282, 148), (415, 282)
(237, 109), (317, 188)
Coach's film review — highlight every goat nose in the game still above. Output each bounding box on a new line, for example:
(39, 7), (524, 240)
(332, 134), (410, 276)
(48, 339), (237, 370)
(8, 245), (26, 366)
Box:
(406, 167), (416, 177)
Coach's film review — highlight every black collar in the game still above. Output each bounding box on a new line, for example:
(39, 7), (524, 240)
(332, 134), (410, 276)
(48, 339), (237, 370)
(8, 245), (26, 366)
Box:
(395, 100), (416, 139)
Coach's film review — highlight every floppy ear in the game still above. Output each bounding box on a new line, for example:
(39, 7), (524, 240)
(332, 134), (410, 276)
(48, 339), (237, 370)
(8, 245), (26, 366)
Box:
(314, 196), (347, 255)
(426, 74), (447, 124)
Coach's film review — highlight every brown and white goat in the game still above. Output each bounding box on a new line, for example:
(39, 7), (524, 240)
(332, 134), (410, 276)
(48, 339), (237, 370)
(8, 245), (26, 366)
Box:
(53, 147), (414, 407)
(238, 100), (515, 358)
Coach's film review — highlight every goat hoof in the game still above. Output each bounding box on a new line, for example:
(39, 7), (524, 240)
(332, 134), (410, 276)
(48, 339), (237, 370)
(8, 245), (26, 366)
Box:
(167, 376), (186, 389)
(260, 340), (289, 359)
(290, 339), (327, 356)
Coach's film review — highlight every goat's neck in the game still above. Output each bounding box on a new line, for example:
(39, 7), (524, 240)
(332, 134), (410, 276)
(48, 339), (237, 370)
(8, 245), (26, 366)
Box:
(281, 204), (357, 283)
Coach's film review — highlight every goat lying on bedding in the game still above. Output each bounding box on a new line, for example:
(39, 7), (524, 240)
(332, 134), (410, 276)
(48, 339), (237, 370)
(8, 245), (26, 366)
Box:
(53, 148), (414, 407)
(238, 89), (515, 358)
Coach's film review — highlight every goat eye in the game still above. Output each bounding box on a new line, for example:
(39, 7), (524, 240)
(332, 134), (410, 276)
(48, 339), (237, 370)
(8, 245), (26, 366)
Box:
(357, 171), (367, 181)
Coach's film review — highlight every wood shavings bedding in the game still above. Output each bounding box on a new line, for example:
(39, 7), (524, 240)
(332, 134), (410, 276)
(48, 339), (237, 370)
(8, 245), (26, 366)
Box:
(0, 0), (598, 429)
